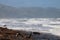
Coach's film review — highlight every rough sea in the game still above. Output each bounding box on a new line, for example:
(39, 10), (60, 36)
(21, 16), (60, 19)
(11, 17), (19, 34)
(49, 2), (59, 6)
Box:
(0, 18), (60, 36)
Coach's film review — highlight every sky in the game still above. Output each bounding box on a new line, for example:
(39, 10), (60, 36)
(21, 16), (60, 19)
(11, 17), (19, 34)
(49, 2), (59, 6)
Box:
(0, 0), (60, 8)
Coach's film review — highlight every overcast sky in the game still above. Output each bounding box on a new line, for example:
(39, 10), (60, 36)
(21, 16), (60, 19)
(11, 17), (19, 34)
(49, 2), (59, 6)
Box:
(0, 0), (60, 8)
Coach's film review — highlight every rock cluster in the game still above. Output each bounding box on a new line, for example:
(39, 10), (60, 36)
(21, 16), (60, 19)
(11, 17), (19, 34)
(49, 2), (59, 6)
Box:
(0, 27), (33, 40)
(0, 27), (60, 40)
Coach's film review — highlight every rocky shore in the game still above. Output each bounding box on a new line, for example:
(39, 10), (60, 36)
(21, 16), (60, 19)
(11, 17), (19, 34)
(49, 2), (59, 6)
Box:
(0, 27), (60, 40)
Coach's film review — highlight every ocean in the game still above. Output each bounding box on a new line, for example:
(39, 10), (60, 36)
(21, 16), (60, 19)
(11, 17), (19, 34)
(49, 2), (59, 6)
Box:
(0, 18), (60, 36)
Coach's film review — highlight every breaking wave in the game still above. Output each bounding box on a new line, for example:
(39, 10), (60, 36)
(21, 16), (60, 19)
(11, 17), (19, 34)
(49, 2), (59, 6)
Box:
(0, 18), (60, 36)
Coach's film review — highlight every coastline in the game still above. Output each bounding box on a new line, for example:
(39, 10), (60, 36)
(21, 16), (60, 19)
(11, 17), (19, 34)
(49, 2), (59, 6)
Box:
(0, 27), (60, 40)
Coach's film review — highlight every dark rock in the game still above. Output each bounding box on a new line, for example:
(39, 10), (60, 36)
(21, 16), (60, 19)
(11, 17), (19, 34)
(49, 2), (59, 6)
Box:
(32, 32), (40, 35)
(0, 27), (60, 40)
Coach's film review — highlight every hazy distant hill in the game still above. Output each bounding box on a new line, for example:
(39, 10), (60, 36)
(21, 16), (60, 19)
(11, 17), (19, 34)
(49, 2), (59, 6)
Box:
(0, 4), (60, 18)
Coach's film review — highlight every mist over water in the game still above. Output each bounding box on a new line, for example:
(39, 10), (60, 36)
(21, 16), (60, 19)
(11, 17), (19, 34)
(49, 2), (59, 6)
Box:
(0, 18), (60, 36)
